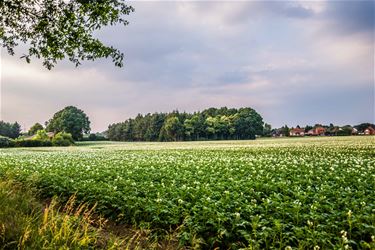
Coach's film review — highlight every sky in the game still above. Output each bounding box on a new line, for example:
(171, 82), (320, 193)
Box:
(1, 0), (374, 132)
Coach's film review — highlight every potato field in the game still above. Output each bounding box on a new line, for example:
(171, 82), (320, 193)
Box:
(0, 137), (374, 249)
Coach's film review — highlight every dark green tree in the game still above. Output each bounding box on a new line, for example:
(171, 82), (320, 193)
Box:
(46, 106), (90, 140)
(0, 121), (21, 139)
(145, 113), (165, 141)
(0, 0), (134, 69)
(10, 122), (21, 139)
(304, 125), (313, 133)
(205, 116), (217, 139)
(354, 123), (375, 133)
(28, 122), (44, 135)
(281, 125), (290, 137)
(106, 107), (265, 142)
(337, 125), (353, 136)
(234, 108), (264, 139)
(160, 116), (183, 141)
(263, 123), (272, 137)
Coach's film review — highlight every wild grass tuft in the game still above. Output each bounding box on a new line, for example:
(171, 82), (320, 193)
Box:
(0, 178), (124, 249)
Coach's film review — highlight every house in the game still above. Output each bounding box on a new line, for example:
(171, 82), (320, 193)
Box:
(289, 127), (305, 136)
(46, 132), (55, 138)
(351, 128), (358, 135)
(271, 129), (284, 137)
(24, 132), (55, 140)
(364, 126), (375, 135)
(307, 126), (326, 136)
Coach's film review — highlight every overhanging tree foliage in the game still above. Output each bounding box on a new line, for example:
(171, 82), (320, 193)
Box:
(0, 0), (134, 69)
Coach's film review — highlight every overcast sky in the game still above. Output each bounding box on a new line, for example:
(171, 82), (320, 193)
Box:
(1, 0), (374, 132)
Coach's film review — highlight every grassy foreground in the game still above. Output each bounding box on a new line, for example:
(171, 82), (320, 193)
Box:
(0, 136), (375, 249)
(0, 178), (122, 249)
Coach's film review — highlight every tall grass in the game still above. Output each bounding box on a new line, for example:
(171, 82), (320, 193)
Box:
(0, 178), (186, 249)
(0, 179), (123, 249)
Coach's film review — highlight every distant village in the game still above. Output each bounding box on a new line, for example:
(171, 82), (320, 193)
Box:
(271, 123), (375, 137)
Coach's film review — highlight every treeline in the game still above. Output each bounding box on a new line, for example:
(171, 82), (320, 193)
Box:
(0, 121), (21, 139)
(107, 107), (264, 141)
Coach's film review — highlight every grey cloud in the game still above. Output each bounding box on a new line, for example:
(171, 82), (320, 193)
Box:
(1, 1), (374, 132)
(323, 1), (374, 35)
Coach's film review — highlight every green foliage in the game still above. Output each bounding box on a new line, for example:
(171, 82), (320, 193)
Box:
(336, 126), (353, 136)
(280, 125), (290, 137)
(33, 129), (49, 141)
(263, 123), (272, 137)
(0, 178), (125, 249)
(46, 106), (90, 140)
(28, 123), (44, 135)
(0, 0), (134, 69)
(0, 136), (15, 148)
(82, 133), (108, 141)
(0, 178), (42, 248)
(15, 131), (74, 147)
(107, 107), (264, 141)
(354, 123), (375, 133)
(0, 121), (21, 139)
(52, 132), (74, 146)
(14, 139), (52, 147)
(304, 125), (313, 132)
(160, 116), (183, 141)
(0, 137), (374, 249)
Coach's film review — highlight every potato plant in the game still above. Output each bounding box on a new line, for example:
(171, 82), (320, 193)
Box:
(0, 137), (374, 249)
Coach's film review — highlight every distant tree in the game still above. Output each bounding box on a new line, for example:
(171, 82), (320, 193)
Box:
(0, 0), (134, 69)
(281, 125), (290, 137)
(10, 122), (21, 139)
(88, 133), (97, 141)
(304, 125), (313, 133)
(34, 129), (49, 141)
(28, 123), (44, 135)
(107, 107), (265, 142)
(46, 106), (90, 140)
(193, 114), (207, 140)
(263, 123), (272, 137)
(202, 107), (218, 117)
(145, 113), (165, 141)
(52, 132), (74, 146)
(133, 114), (147, 141)
(233, 108), (264, 139)
(217, 115), (230, 139)
(107, 122), (128, 141)
(160, 116), (183, 141)
(0, 121), (21, 139)
(184, 118), (195, 140)
(337, 126), (353, 136)
(354, 123), (375, 133)
(227, 115), (237, 139)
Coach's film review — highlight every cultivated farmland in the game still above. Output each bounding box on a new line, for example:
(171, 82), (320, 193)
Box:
(0, 136), (374, 249)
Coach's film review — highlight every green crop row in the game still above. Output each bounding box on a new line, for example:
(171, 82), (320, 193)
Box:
(0, 137), (374, 249)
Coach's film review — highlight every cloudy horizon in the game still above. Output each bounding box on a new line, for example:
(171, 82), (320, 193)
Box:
(1, 0), (374, 132)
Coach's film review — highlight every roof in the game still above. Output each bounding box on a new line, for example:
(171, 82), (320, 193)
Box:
(290, 128), (305, 133)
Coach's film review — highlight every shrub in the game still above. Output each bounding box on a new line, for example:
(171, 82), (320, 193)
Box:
(52, 132), (74, 146)
(15, 139), (52, 147)
(34, 129), (50, 141)
(0, 136), (15, 148)
(81, 133), (108, 141)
